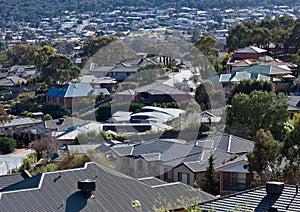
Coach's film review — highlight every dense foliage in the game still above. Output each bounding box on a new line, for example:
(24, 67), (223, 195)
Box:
(226, 91), (289, 140)
(0, 137), (17, 154)
(227, 16), (300, 56)
(195, 80), (225, 110)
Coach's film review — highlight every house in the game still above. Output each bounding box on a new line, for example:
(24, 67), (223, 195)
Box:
(199, 181), (300, 211)
(226, 58), (253, 73)
(0, 76), (27, 87)
(0, 162), (215, 211)
(288, 96), (300, 117)
(80, 75), (117, 92)
(216, 154), (262, 196)
(209, 64), (294, 96)
(1, 116), (43, 133)
(17, 117), (87, 141)
(199, 108), (224, 124)
(232, 64), (293, 78)
(234, 46), (268, 60)
(45, 83), (110, 112)
(114, 83), (192, 105)
(110, 134), (254, 187)
(55, 122), (102, 144)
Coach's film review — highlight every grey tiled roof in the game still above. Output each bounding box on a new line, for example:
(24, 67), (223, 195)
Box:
(111, 135), (253, 169)
(234, 46), (267, 54)
(45, 117), (87, 131)
(183, 149), (234, 173)
(199, 184), (300, 211)
(0, 162), (215, 211)
(134, 83), (188, 95)
(0, 174), (24, 190)
(137, 177), (167, 186)
(19, 122), (52, 137)
(111, 144), (135, 156)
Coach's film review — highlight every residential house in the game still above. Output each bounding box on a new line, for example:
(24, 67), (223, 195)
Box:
(199, 181), (300, 211)
(234, 46), (268, 60)
(110, 134), (254, 187)
(80, 75), (117, 92)
(55, 122), (102, 144)
(17, 117), (87, 142)
(288, 96), (300, 117)
(226, 58), (253, 73)
(45, 83), (109, 112)
(1, 116), (43, 133)
(209, 64), (293, 97)
(0, 162), (215, 211)
(0, 76), (27, 87)
(216, 154), (262, 196)
(114, 83), (192, 105)
(208, 71), (280, 97)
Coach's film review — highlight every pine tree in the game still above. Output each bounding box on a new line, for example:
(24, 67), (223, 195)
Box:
(202, 154), (219, 195)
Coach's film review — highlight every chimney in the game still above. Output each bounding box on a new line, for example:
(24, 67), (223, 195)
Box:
(266, 181), (284, 195)
(78, 179), (96, 198)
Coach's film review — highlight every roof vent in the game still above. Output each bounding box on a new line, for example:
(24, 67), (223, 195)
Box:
(266, 181), (284, 195)
(78, 179), (96, 198)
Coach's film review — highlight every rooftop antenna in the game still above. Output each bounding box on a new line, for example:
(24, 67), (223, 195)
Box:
(93, 168), (99, 181)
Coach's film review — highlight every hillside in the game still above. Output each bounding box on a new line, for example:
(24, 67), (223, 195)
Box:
(0, 0), (299, 23)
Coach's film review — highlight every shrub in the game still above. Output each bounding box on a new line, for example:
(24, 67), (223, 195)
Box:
(0, 137), (17, 154)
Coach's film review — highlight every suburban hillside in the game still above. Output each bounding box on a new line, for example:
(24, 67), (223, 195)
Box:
(0, 0), (299, 23)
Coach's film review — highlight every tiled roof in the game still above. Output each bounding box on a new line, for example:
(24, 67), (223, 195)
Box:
(137, 177), (167, 186)
(0, 174), (24, 190)
(199, 184), (300, 211)
(3, 117), (42, 128)
(0, 162), (214, 211)
(134, 83), (188, 95)
(112, 134), (253, 169)
(45, 117), (87, 132)
(234, 46), (267, 54)
(45, 83), (95, 98)
(19, 122), (52, 137)
(234, 64), (292, 76)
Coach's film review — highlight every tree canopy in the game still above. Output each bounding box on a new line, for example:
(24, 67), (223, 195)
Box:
(195, 80), (225, 110)
(247, 129), (282, 179)
(40, 54), (81, 85)
(226, 16), (300, 56)
(226, 91), (289, 140)
(230, 79), (274, 101)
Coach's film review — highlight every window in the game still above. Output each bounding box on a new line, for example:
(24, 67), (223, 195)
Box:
(60, 97), (64, 103)
(47, 96), (51, 102)
(178, 172), (190, 185)
(53, 97), (56, 102)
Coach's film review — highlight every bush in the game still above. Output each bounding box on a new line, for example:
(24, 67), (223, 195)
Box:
(0, 137), (17, 154)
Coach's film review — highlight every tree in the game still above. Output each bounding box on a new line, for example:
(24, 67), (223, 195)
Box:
(34, 46), (55, 70)
(0, 104), (10, 131)
(81, 36), (117, 57)
(201, 154), (219, 195)
(247, 129), (282, 180)
(226, 91), (289, 140)
(31, 137), (58, 160)
(40, 54), (80, 85)
(230, 79), (274, 102)
(0, 137), (16, 154)
(5, 44), (39, 66)
(195, 80), (225, 110)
